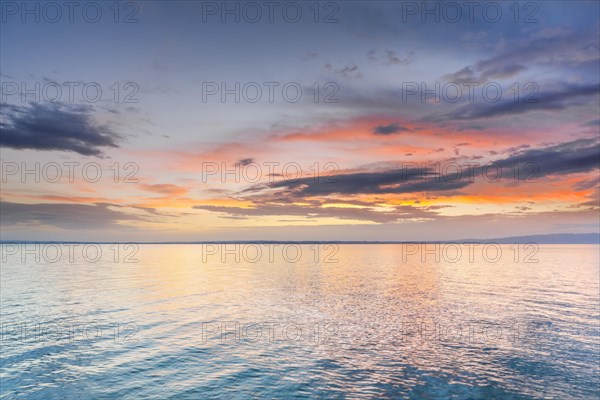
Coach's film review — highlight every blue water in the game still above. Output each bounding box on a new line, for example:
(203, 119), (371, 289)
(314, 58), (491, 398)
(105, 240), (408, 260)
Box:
(1, 244), (599, 399)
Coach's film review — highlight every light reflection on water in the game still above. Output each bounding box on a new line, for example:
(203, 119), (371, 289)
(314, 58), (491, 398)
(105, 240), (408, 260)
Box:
(1, 244), (598, 399)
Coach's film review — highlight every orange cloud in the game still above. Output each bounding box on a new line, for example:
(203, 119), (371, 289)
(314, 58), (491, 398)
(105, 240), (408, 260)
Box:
(140, 184), (189, 196)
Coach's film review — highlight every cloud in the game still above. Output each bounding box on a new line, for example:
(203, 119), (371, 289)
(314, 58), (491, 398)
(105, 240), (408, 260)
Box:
(429, 83), (600, 121)
(442, 66), (477, 84)
(479, 64), (527, 80)
(444, 26), (599, 84)
(243, 166), (472, 198)
(372, 122), (410, 135)
(443, 64), (527, 84)
(235, 158), (255, 166)
(490, 138), (600, 177)
(139, 184), (189, 196)
(385, 50), (415, 65)
(187, 137), (600, 225)
(583, 119), (600, 127)
(194, 198), (439, 224)
(368, 49), (415, 65)
(573, 176), (600, 191)
(0, 202), (147, 229)
(238, 139), (599, 200)
(477, 28), (599, 70)
(324, 63), (362, 79)
(0, 102), (120, 157)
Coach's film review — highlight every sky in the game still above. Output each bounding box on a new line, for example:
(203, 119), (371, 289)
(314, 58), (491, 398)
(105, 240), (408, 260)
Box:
(0, 0), (599, 241)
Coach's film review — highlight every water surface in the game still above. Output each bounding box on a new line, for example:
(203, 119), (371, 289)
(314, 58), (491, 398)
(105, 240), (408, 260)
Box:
(1, 244), (598, 399)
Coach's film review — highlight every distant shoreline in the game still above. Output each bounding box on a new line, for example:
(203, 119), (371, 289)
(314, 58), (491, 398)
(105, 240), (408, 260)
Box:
(1, 233), (598, 245)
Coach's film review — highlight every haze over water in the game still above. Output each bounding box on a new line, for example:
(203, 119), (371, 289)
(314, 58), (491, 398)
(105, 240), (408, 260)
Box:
(1, 244), (598, 399)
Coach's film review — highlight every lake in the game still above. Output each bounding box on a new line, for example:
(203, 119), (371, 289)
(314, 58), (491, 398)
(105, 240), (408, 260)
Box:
(1, 244), (598, 399)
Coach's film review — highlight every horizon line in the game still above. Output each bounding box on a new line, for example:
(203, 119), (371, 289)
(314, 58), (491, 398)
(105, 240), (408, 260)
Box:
(1, 233), (598, 245)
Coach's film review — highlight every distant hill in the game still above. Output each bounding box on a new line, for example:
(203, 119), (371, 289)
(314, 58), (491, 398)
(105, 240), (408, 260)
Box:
(458, 233), (600, 244)
(1, 233), (598, 244)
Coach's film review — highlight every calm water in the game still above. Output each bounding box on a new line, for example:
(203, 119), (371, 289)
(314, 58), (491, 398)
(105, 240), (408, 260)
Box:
(1, 244), (599, 399)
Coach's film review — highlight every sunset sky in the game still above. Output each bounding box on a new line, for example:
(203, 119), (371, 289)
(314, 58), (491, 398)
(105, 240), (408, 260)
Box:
(1, 0), (599, 241)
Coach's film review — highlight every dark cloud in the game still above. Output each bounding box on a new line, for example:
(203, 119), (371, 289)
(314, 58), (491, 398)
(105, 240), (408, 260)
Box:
(244, 166), (472, 198)
(0, 202), (147, 229)
(385, 50), (415, 65)
(443, 64), (526, 83)
(324, 64), (362, 79)
(368, 49), (415, 65)
(490, 138), (600, 177)
(0, 102), (120, 157)
(444, 27), (598, 84)
(232, 139), (600, 201)
(583, 119), (600, 126)
(502, 144), (531, 154)
(372, 122), (410, 135)
(186, 135), (600, 224)
(337, 65), (361, 79)
(194, 198), (439, 224)
(476, 29), (599, 71)
(574, 176), (600, 191)
(442, 66), (477, 84)
(235, 158), (255, 166)
(479, 64), (527, 81)
(429, 83), (600, 121)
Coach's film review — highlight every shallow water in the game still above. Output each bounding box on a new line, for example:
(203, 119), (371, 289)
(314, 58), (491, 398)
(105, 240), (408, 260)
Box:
(1, 244), (598, 399)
